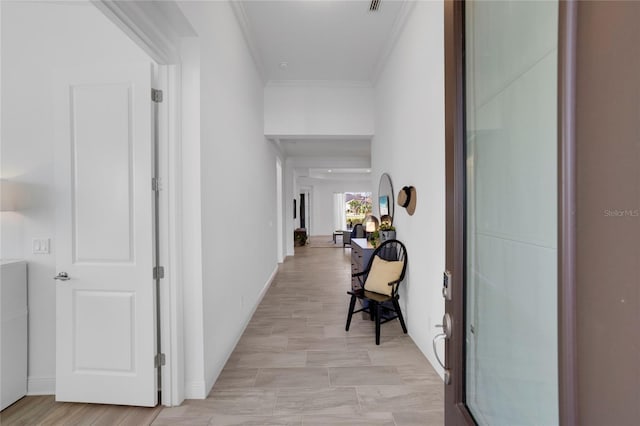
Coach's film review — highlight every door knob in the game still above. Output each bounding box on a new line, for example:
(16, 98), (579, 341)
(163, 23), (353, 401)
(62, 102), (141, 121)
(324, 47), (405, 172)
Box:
(54, 272), (70, 281)
(432, 333), (447, 369)
(435, 313), (452, 338)
(433, 313), (453, 385)
(432, 333), (452, 385)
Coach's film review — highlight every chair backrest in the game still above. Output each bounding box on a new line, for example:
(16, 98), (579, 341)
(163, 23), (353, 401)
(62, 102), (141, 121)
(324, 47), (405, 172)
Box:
(352, 223), (365, 238)
(364, 239), (408, 295)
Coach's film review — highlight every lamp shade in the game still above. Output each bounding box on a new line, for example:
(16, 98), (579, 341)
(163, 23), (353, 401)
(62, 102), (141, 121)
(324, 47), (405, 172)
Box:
(0, 179), (17, 211)
(366, 221), (376, 233)
(363, 214), (379, 233)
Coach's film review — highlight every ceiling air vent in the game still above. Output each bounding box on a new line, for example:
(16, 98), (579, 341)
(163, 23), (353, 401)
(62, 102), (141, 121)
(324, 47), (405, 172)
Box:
(370, 0), (380, 11)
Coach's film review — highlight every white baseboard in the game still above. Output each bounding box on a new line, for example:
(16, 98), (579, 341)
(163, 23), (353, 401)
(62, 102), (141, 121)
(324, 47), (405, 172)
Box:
(183, 380), (207, 399)
(255, 265), (279, 315)
(204, 264), (280, 396)
(27, 376), (55, 395)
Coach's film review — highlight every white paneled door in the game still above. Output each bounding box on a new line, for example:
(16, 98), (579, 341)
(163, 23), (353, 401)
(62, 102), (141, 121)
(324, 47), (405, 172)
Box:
(54, 63), (157, 406)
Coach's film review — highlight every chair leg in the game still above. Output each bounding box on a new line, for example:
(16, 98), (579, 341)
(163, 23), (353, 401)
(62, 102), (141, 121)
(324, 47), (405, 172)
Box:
(375, 303), (381, 345)
(392, 298), (407, 334)
(368, 301), (375, 321)
(345, 295), (357, 331)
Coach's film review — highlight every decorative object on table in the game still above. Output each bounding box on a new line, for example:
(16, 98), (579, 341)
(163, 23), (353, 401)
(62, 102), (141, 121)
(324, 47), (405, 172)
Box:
(363, 214), (379, 231)
(345, 239), (408, 345)
(363, 214), (379, 242)
(378, 173), (395, 224)
(379, 222), (396, 243)
(397, 185), (417, 215)
(293, 228), (307, 246)
(370, 230), (380, 247)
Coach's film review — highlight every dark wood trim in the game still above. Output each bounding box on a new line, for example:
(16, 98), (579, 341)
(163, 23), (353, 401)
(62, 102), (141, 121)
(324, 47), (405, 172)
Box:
(447, 1), (577, 424)
(444, 0), (474, 424)
(557, 1), (578, 425)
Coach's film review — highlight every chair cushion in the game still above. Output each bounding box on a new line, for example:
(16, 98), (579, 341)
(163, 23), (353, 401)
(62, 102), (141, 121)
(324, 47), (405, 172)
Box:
(364, 255), (403, 296)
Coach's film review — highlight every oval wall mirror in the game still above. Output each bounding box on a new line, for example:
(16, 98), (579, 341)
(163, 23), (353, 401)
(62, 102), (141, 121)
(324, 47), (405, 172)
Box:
(378, 173), (395, 225)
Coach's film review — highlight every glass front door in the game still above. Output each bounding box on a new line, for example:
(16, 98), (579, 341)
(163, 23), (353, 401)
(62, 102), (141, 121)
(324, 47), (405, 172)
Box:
(463, 1), (559, 424)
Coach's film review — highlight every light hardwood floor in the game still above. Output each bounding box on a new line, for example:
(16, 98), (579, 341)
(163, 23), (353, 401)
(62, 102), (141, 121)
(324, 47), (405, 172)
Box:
(0, 242), (443, 425)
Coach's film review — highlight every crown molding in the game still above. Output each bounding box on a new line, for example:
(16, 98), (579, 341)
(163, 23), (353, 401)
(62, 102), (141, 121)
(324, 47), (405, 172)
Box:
(230, 1), (267, 84)
(265, 80), (373, 88)
(370, 0), (417, 85)
(265, 134), (373, 141)
(93, 0), (192, 65)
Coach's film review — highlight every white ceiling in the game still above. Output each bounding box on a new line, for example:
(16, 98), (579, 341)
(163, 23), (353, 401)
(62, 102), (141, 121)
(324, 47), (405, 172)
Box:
(233, 1), (408, 180)
(307, 168), (371, 181)
(234, 0), (408, 83)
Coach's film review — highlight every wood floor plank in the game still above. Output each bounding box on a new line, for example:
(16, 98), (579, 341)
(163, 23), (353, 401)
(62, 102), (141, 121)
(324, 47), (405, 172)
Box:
(0, 395), (57, 425)
(37, 402), (90, 425)
(0, 245), (443, 425)
(118, 405), (163, 426)
(90, 405), (137, 426)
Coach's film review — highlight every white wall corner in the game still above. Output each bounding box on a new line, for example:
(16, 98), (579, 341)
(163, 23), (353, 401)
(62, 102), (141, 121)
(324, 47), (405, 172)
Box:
(92, 0), (193, 65)
(229, 1), (267, 84)
(267, 137), (284, 159)
(371, 0), (446, 378)
(203, 264), (279, 396)
(183, 380), (208, 400)
(370, 1), (418, 85)
(27, 376), (55, 396)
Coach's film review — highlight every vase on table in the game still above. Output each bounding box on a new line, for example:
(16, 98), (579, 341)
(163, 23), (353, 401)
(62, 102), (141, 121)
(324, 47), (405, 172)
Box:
(380, 230), (396, 243)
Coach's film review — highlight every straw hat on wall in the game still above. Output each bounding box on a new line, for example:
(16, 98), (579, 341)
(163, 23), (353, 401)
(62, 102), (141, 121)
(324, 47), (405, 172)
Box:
(397, 186), (417, 216)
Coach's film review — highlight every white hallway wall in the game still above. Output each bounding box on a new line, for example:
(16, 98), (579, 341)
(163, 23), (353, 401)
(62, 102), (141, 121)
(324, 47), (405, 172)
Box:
(0, 1), (152, 393)
(178, 1), (279, 397)
(264, 83), (374, 137)
(178, 35), (206, 400)
(372, 1), (446, 376)
(265, 84), (374, 256)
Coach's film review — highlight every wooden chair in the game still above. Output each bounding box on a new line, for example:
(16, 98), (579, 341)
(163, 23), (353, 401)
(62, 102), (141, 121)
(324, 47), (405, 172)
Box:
(345, 239), (408, 345)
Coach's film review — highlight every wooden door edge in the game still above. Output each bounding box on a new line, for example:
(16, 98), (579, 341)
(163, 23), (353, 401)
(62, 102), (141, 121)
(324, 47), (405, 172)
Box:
(444, 0), (474, 424)
(558, 1), (579, 425)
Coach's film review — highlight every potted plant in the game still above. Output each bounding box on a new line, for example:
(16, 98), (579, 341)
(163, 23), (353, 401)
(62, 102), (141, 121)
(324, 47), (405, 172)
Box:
(370, 230), (380, 247)
(294, 228), (308, 246)
(379, 223), (396, 242)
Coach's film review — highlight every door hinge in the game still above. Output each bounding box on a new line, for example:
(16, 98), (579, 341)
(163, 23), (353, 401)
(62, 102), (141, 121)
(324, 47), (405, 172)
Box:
(154, 353), (166, 368)
(152, 177), (161, 192)
(151, 88), (163, 103)
(153, 266), (165, 280)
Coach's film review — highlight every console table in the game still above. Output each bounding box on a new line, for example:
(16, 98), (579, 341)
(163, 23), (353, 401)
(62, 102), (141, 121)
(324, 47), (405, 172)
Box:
(1, 260), (27, 410)
(351, 238), (374, 291)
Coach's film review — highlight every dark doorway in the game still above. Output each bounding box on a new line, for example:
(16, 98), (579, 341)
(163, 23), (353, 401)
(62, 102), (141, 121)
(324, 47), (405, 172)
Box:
(299, 193), (306, 229)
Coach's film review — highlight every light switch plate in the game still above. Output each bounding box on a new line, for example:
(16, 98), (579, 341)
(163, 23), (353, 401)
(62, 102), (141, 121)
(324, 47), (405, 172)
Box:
(32, 238), (50, 254)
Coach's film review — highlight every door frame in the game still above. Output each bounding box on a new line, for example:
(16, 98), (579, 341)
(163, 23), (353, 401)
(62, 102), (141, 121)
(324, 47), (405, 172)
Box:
(93, 0), (188, 407)
(443, 0), (578, 424)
